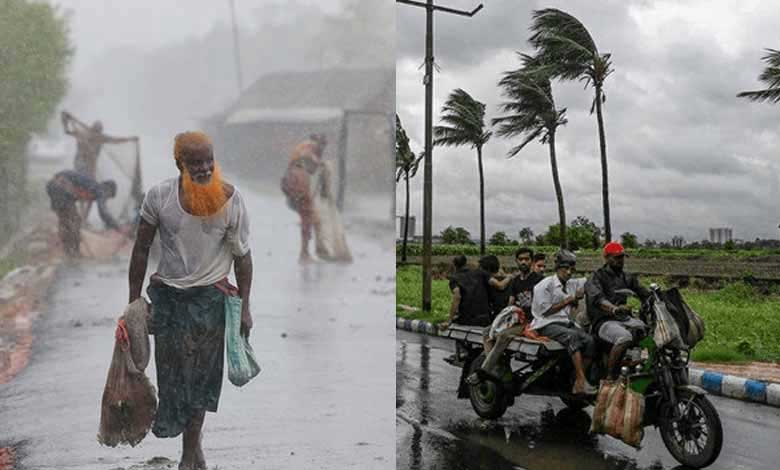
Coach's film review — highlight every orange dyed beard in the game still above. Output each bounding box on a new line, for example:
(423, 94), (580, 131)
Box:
(181, 163), (227, 216)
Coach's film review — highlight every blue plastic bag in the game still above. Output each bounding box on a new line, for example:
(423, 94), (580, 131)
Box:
(225, 295), (261, 387)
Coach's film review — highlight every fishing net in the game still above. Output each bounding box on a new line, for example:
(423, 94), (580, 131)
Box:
(98, 299), (157, 447)
(313, 161), (352, 263)
(94, 139), (143, 225)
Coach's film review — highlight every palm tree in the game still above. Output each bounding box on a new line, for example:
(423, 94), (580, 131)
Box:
(396, 115), (422, 263)
(493, 54), (569, 249)
(433, 88), (492, 254)
(737, 48), (780, 103)
(529, 8), (615, 242)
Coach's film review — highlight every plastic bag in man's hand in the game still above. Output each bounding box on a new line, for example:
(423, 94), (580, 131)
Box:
(225, 295), (261, 387)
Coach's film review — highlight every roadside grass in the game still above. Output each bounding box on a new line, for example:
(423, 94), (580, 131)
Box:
(396, 265), (780, 363)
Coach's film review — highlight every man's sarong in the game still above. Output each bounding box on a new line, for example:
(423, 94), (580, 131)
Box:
(147, 281), (226, 438)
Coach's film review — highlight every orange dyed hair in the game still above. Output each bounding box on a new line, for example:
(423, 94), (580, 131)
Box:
(174, 131), (213, 162)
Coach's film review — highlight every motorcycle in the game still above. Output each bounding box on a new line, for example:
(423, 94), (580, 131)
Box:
(443, 283), (723, 468)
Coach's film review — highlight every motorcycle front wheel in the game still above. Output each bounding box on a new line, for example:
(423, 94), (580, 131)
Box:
(658, 390), (723, 468)
(467, 353), (508, 419)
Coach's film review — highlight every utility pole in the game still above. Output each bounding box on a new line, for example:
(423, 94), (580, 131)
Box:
(228, 0), (244, 96)
(396, 0), (482, 311)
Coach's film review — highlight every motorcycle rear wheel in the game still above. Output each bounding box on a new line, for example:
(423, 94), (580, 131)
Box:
(658, 390), (723, 468)
(467, 353), (509, 420)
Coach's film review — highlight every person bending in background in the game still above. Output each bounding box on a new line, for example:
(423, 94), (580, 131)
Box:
(46, 169), (120, 257)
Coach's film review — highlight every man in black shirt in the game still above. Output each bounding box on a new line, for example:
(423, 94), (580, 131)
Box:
(446, 254), (516, 328)
(508, 247), (545, 311)
(585, 242), (651, 379)
(468, 248), (545, 383)
(46, 170), (120, 257)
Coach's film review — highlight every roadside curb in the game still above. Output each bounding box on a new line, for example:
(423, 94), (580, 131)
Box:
(396, 316), (780, 408)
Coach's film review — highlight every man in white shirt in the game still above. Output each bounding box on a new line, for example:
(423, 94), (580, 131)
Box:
(128, 131), (253, 470)
(530, 250), (597, 396)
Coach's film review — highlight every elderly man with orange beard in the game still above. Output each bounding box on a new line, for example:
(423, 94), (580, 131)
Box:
(128, 131), (253, 470)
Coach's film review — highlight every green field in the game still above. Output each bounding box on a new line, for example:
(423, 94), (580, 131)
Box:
(396, 265), (780, 363)
(396, 243), (780, 260)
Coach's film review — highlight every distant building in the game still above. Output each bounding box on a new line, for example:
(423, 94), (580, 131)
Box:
(671, 236), (684, 248)
(203, 67), (394, 210)
(396, 215), (415, 240)
(708, 227), (733, 244)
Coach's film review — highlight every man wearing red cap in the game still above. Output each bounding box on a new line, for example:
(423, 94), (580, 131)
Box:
(585, 242), (650, 380)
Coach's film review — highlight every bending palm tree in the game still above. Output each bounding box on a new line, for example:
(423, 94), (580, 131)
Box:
(737, 48), (780, 103)
(433, 88), (493, 254)
(493, 55), (569, 249)
(530, 8), (614, 242)
(396, 115), (423, 263)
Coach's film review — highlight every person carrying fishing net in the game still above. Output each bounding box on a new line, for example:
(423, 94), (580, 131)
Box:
(282, 133), (352, 264)
(128, 131), (253, 470)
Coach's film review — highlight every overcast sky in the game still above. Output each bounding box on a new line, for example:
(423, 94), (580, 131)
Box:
(396, 0), (780, 243)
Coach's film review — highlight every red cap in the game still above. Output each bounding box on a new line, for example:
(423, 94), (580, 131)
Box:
(603, 242), (626, 257)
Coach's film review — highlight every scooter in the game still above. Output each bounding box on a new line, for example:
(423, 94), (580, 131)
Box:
(443, 283), (722, 469)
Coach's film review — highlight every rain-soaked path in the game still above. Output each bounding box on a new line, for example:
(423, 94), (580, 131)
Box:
(396, 330), (780, 470)
(0, 188), (395, 470)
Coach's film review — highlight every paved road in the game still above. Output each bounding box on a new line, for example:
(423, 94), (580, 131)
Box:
(0, 188), (395, 470)
(397, 330), (780, 470)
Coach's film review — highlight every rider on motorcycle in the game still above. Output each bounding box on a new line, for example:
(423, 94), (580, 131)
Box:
(530, 250), (597, 396)
(585, 242), (651, 380)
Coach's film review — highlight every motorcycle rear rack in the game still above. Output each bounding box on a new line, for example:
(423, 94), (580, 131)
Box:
(443, 324), (566, 354)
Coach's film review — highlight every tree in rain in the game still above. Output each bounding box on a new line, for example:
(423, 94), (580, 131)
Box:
(518, 227), (534, 245)
(433, 88), (492, 255)
(530, 8), (615, 242)
(489, 231), (510, 246)
(396, 115), (422, 263)
(441, 226), (473, 245)
(0, 0), (72, 242)
(493, 55), (569, 249)
(737, 49), (780, 104)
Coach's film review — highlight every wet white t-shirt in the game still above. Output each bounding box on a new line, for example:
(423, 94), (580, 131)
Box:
(140, 178), (250, 289)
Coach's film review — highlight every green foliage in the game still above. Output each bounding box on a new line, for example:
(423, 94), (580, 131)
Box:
(395, 114), (420, 182)
(541, 218), (601, 250)
(489, 231), (511, 246)
(737, 48), (780, 104)
(0, 0), (72, 241)
(396, 265), (451, 324)
(723, 240), (736, 251)
(440, 226), (474, 245)
(518, 227), (534, 244)
(621, 232), (638, 249)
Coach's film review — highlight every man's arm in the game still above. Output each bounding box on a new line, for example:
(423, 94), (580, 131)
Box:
(234, 250), (253, 337)
(101, 134), (139, 144)
(585, 273), (624, 316)
(489, 272), (516, 291)
(448, 286), (461, 323)
(128, 219), (157, 303)
(61, 111), (75, 135)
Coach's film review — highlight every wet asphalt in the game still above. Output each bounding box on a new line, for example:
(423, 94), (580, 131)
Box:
(0, 188), (395, 470)
(396, 330), (780, 470)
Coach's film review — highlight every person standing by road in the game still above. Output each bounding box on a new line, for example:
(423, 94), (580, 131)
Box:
(128, 131), (253, 470)
(585, 242), (651, 380)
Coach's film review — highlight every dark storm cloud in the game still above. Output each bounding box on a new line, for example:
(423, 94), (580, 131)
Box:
(397, 0), (780, 241)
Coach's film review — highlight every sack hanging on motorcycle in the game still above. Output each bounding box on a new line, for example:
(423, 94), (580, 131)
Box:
(663, 288), (705, 348)
(652, 299), (686, 349)
(621, 386), (645, 448)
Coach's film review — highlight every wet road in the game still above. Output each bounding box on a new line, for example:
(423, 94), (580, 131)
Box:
(0, 188), (395, 470)
(396, 330), (780, 470)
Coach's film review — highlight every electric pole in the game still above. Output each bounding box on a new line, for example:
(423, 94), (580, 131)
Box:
(396, 0), (483, 311)
(228, 0), (244, 96)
